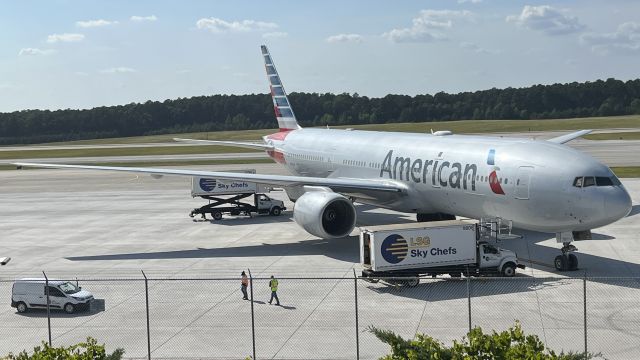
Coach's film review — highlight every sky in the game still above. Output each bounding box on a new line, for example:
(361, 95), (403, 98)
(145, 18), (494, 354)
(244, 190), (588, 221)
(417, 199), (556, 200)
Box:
(1, 0), (639, 112)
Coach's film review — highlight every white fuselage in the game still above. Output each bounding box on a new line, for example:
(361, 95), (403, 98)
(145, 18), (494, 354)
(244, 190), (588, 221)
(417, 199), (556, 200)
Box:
(266, 128), (632, 233)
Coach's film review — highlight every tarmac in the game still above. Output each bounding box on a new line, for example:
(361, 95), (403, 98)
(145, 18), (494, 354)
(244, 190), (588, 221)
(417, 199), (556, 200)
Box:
(0, 163), (639, 358)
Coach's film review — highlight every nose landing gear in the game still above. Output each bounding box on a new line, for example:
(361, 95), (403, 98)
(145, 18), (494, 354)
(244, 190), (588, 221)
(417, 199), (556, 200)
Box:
(554, 243), (579, 271)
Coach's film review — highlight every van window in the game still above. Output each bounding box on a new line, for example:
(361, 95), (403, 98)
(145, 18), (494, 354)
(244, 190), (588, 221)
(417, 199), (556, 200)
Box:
(47, 286), (65, 297)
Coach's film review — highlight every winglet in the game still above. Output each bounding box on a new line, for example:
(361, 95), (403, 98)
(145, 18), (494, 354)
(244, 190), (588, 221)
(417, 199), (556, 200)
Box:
(547, 129), (592, 144)
(261, 45), (301, 131)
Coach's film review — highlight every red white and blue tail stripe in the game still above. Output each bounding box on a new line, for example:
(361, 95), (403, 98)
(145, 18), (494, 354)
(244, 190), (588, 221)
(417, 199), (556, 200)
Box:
(261, 45), (301, 132)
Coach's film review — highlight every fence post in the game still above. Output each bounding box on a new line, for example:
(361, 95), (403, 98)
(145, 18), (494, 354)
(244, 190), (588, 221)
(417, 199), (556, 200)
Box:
(467, 275), (472, 333)
(43, 271), (52, 346)
(353, 270), (360, 360)
(583, 271), (587, 356)
(141, 271), (151, 360)
(248, 269), (256, 360)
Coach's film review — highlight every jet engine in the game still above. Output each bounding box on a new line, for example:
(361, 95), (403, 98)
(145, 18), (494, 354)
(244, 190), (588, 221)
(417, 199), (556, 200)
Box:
(293, 191), (356, 239)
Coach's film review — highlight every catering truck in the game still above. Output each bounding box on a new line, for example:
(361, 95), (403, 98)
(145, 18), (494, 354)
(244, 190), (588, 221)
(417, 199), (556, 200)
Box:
(360, 220), (523, 286)
(189, 175), (285, 220)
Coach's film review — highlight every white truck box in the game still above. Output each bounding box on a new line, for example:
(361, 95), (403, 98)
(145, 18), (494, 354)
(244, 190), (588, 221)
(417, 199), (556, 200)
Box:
(191, 170), (270, 197)
(360, 220), (477, 272)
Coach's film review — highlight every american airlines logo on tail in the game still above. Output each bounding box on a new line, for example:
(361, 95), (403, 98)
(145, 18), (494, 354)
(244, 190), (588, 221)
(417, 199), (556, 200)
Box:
(261, 45), (300, 132)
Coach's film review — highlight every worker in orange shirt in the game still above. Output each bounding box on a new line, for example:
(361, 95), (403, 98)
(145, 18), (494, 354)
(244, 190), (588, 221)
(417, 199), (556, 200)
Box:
(241, 271), (249, 300)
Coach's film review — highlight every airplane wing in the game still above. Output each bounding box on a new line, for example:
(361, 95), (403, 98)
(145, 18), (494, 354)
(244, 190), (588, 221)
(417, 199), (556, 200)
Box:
(13, 162), (407, 194)
(172, 138), (273, 151)
(546, 129), (592, 144)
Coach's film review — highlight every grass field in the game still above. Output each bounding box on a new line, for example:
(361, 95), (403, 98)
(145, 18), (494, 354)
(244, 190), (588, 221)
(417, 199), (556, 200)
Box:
(584, 132), (640, 140)
(7, 115), (639, 147)
(1, 158), (274, 171)
(0, 144), (254, 160)
(611, 167), (640, 178)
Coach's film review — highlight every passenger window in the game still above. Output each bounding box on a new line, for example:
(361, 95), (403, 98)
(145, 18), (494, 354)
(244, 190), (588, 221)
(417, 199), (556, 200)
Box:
(483, 245), (499, 254)
(583, 177), (595, 187)
(573, 177), (583, 187)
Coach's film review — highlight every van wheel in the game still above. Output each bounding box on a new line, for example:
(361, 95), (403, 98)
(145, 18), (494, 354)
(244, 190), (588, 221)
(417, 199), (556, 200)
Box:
(16, 302), (27, 313)
(501, 263), (516, 277)
(64, 303), (75, 314)
(212, 211), (223, 221)
(270, 207), (281, 216)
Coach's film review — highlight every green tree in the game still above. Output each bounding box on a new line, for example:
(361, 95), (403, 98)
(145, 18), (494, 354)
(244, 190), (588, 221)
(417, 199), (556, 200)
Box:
(370, 322), (598, 360)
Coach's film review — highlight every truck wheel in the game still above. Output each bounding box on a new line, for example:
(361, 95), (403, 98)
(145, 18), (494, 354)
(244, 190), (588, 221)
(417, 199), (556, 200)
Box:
(64, 303), (75, 314)
(16, 302), (27, 313)
(568, 254), (578, 271)
(554, 255), (567, 271)
(501, 263), (516, 277)
(212, 211), (223, 221)
(270, 207), (282, 216)
(405, 277), (420, 287)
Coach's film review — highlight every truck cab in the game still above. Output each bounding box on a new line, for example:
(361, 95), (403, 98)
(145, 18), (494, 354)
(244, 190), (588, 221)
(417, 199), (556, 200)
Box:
(255, 194), (285, 215)
(478, 242), (520, 277)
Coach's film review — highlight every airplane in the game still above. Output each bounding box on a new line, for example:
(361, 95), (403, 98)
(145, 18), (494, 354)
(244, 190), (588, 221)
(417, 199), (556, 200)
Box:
(15, 45), (633, 272)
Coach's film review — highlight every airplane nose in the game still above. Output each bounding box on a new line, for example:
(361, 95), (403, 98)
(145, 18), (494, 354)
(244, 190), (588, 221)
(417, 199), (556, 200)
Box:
(606, 187), (633, 221)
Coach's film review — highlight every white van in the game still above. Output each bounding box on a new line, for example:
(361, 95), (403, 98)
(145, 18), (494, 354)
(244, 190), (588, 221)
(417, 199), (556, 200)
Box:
(11, 278), (94, 314)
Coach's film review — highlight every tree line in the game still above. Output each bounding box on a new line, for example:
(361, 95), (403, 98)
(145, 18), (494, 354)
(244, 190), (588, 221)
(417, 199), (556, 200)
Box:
(1, 78), (639, 145)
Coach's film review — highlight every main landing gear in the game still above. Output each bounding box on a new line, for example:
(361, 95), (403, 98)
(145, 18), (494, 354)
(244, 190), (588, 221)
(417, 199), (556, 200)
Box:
(554, 243), (579, 271)
(417, 213), (456, 222)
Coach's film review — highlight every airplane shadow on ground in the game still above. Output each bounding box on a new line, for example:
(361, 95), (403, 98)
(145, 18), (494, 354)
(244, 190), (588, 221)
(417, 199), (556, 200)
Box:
(66, 206), (640, 295)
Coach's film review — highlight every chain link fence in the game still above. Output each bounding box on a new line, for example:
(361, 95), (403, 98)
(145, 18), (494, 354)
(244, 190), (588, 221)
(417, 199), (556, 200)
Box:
(1, 274), (640, 359)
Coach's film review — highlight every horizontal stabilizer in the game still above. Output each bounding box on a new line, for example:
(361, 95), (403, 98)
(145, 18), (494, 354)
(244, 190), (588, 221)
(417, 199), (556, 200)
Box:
(547, 130), (592, 144)
(173, 138), (273, 150)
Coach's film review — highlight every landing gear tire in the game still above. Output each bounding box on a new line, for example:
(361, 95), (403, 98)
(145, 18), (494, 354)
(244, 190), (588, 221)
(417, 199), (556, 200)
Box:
(568, 253), (578, 271)
(212, 211), (223, 221)
(554, 255), (568, 271)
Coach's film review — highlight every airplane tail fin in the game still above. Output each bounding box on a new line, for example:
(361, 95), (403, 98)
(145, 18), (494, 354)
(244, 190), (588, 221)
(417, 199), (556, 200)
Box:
(261, 45), (301, 132)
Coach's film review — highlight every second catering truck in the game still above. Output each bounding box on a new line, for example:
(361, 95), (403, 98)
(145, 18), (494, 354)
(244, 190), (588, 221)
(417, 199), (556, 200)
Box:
(360, 220), (524, 286)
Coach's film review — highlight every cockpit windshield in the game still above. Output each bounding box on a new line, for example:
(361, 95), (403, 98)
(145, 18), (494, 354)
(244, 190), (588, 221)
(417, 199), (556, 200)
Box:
(573, 175), (621, 188)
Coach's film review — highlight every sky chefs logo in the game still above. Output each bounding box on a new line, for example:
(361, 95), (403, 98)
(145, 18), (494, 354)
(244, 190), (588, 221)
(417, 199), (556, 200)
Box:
(381, 234), (408, 264)
(199, 178), (217, 192)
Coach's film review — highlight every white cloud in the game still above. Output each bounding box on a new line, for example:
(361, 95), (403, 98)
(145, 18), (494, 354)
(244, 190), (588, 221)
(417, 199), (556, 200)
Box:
(459, 42), (499, 54)
(18, 48), (55, 56)
(130, 15), (157, 22)
(383, 9), (472, 43)
(506, 5), (585, 36)
(262, 31), (288, 39)
(195, 18), (278, 33)
(581, 22), (640, 55)
(458, 0), (482, 3)
(75, 71), (89, 76)
(46, 33), (85, 43)
(326, 33), (363, 43)
(76, 19), (118, 28)
(100, 67), (137, 74)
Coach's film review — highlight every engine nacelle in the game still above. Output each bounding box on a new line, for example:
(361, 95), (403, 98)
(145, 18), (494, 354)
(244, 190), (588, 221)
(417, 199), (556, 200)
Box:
(293, 191), (356, 239)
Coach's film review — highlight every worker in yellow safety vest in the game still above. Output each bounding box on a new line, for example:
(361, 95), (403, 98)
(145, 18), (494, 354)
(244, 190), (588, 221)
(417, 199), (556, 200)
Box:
(268, 275), (280, 306)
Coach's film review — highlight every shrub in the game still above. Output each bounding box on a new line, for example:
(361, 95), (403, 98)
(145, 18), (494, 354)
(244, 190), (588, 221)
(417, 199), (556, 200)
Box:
(2, 337), (123, 360)
(370, 321), (600, 360)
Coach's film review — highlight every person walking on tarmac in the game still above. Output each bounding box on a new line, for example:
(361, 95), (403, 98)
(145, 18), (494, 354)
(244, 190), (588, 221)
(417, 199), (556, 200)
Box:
(268, 275), (280, 305)
(241, 271), (249, 300)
